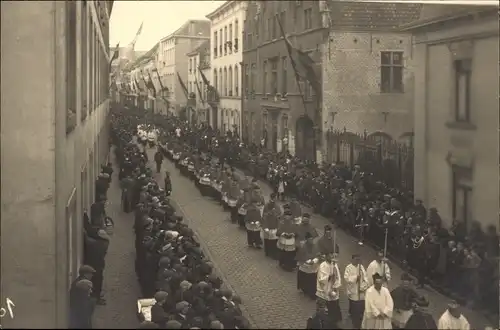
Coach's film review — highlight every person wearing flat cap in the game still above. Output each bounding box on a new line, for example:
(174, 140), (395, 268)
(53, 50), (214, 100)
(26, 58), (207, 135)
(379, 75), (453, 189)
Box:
(165, 320), (183, 329)
(437, 300), (470, 330)
(138, 321), (160, 329)
(391, 273), (419, 329)
(70, 265), (96, 291)
(175, 301), (190, 320)
(210, 320), (224, 329)
(405, 296), (437, 329)
(151, 291), (169, 328)
(95, 173), (110, 201)
(84, 224), (110, 305)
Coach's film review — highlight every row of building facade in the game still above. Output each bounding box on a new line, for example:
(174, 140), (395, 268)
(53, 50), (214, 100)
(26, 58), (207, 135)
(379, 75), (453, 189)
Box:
(1, 1), (113, 328)
(114, 1), (498, 232)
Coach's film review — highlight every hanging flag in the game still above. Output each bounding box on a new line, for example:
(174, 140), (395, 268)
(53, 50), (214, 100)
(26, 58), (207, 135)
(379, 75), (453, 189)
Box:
(108, 42), (120, 69)
(136, 22), (144, 37)
(134, 77), (142, 91)
(147, 71), (157, 98)
(176, 72), (189, 99)
(198, 66), (210, 86)
(154, 68), (167, 92)
(198, 67), (220, 102)
(129, 22), (144, 49)
(254, 1), (262, 20)
(141, 73), (148, 92)
(276, 14), (321, 97)
(194, 77), (205, 104)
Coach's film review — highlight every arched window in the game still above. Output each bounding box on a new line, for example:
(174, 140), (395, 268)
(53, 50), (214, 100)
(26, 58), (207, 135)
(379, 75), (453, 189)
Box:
(228, 66), (233, 96)
(234, 20), (239, 52)
(234, 64), (239, 96)
(213, 69), (218, 91)
(219, 68), (222, 96)
(223, 67), (227, 96)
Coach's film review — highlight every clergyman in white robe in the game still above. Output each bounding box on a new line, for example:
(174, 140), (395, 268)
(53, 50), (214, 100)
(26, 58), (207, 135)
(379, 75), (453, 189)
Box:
(437, 308), (470, 330)
(362, 275), (394, 329)
(366, 253), (391, 287)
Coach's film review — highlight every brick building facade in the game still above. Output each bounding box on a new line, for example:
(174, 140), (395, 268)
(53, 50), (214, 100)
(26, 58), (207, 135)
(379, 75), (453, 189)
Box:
(321, 2), (422, 162)
(242, 1), (329, 160)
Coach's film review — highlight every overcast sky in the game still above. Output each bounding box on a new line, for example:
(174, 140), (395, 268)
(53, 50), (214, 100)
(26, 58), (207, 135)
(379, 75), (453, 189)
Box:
(110, 1), (224, 51)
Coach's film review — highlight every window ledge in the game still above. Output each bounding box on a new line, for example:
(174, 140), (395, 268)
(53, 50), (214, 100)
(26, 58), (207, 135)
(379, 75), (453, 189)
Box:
(379, 91), (405, 95)
(446, 121), (476, 131)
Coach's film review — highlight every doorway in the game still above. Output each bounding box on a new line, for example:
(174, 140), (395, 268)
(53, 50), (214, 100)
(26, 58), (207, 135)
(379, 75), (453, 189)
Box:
(295, 115), (315, 161)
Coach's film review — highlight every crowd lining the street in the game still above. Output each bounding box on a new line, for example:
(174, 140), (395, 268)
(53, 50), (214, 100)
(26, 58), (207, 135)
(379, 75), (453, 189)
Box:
(67, 104), (498, 329)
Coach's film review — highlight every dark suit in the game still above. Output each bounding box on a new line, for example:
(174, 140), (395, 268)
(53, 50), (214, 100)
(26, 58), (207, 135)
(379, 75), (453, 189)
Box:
(151, 304), (169, 328)
(69, 289), (94, 329)
(405, 310), (437, 329)
(306, 312), (339, 329)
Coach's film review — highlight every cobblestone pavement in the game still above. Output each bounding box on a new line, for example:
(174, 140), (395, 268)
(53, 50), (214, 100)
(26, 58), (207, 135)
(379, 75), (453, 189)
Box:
(93, 150), (141, 329)
(93, 143), (489, 329)
(151, 148), (488, 329)
(233, 168), (491, 330)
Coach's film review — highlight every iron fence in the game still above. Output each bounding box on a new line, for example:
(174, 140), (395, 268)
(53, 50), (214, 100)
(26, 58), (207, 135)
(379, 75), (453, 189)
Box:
(325, 129), (414, 191)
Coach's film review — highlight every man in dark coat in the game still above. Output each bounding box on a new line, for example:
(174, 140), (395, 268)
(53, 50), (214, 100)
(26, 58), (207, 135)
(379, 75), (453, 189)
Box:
(85, 228), (110, 305)
(391, 273), (419, 329)
(120, 175), (135, 213)
(164, 171), (172, 196)
(101, 162), (114, 182)
(95, 173), (110, 201)
(154, 148), (164, 173)
(151, 291), (169, 328)
(69, 279), (94, 329)
(404, 296), (437, 329)
(70, 265), (96, 291)
(306, 300), (337, 329)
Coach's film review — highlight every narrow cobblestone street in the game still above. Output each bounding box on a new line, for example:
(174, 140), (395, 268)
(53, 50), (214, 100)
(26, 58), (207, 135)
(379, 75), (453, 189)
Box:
(92, 151), (141, 329)
(91, 145), (489, 329)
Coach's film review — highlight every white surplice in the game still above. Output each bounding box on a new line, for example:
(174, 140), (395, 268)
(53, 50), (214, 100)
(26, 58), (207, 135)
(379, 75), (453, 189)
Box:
(316, 261), (341, 301)
(344, 263), (369, 301)
(362, 285), (394, 329)
(366, 260), (391, 287)
(437, 310), (470, 330)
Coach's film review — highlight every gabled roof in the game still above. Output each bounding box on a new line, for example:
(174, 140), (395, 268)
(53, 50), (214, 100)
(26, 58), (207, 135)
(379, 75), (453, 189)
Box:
(401, 4), (498, 31)
(161, 20), (211, 41)
(128, 43), (159, 70)
(187, 39), (210, 56)
(206, 1), (232, 20)
(328, 1), (423, 31)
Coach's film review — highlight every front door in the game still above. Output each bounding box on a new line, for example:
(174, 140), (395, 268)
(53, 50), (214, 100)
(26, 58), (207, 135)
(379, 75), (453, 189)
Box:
(295, 116), (316, 161)
(212, 106), (218, 130)
(271, 115), (278, 152)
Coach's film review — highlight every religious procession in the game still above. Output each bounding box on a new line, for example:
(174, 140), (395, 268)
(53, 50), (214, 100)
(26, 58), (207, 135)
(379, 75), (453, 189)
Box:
(103, 104), (495, 330)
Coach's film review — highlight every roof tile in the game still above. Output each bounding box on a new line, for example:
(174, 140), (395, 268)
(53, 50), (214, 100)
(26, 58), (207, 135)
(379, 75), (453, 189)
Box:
(328, 1), (423, 30)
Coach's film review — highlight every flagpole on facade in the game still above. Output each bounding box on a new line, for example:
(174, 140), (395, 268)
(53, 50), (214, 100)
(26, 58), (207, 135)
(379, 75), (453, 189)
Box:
(275, 14), (310, 130)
